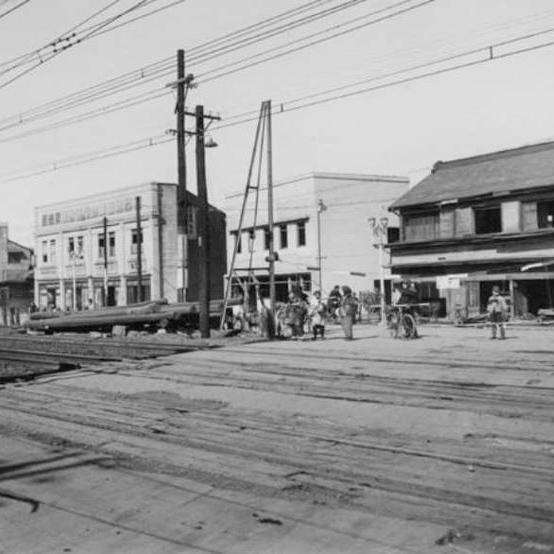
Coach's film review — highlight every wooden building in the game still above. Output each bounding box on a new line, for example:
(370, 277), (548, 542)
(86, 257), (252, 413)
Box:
(0, 223), (34, 326)
(389, 141), (554, 318)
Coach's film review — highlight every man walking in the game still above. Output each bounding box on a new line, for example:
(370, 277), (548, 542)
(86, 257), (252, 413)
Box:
(487, 286), (507, 340)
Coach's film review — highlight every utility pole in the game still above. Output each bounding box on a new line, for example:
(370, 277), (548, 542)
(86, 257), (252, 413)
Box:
(103, 216), (108, 306)
(136, 196), (143, 303)
(264, 100), (276, 336)
(196, 105), (210, 337)
(316, 199), (327, 292)
(176, 48), (188, 302)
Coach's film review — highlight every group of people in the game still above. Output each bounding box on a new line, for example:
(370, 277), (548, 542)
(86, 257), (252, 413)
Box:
(278, 284), (359, 340)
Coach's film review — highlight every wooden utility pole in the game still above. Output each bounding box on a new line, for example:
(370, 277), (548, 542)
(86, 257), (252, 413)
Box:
(135, 196), (143, 303)
(196, 105), (210, 337)
(176, 49), (188, 302)
(264, 100), (276, 336)
(103, 216), (108, 306)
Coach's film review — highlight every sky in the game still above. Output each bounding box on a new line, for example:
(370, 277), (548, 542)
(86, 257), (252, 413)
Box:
(2, 0), (554, 245)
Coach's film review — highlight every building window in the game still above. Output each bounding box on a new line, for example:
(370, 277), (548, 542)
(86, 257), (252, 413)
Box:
(49, 239), (57, 264)
(186, 205), (197, 238)
(537, 200), (554, 228)
(264, 227), (271, 250)
(387, 227), (400, 244)
(131, 229), (143, 255)
(474, 206), (501, 234)
(77, 236), (84, 254)
(98, 234), (105, 258)
(109, 232), (116, 257)
(68, 237), (75, 255)
(403, 212), (439, 242)
(98, 232), (116, 258)
(280, 224), (288, 249)
(248, 229), (255, 252)
(297, 221), (306, 246)
(42, 240), (48, 263)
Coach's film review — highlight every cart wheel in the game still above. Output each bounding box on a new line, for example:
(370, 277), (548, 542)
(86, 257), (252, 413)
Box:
(401, 313), (417, 339)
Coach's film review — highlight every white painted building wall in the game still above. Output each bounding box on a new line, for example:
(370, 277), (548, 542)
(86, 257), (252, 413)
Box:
(34, 182), (178, 309)
(224, 172), (409, 297)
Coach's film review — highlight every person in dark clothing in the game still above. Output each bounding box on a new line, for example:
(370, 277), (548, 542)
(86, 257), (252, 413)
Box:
(327, 285), (342, 321)
(339, 285), (358, 340)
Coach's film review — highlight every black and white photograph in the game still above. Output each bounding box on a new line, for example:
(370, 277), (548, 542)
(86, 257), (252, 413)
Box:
(0, 1), (553, 552)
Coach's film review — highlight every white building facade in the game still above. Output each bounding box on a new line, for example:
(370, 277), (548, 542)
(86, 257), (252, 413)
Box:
(224, 172), (409, 301)
(34, 182), (178, 310)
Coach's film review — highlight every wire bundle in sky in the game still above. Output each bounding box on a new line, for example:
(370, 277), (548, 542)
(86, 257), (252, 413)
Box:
(3, 22), (554, 185)
(0, 0), (426, 140)
(0, 0), (186, 91)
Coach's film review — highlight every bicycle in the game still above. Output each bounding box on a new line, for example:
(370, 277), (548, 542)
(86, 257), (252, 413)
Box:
(386, 303), (419, 339)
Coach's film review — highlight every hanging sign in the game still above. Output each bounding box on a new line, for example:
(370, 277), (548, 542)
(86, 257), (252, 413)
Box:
(436, 274), (467, 290)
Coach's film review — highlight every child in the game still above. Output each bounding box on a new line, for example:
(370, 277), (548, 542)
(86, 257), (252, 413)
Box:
(309, 291), (327, 340)
(487, 286), (507, 339)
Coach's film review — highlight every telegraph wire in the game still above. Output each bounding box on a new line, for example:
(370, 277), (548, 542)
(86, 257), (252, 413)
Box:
(0, 0), (31, 22)
(0, 0), (181, 90)
(196, 0), (434, 83)
(187, 0), (369, 63)
(212, 29), (554, 132)
(0, 0), (362, 126)
(0, 0), (419, 136)
(4, 26), (554, 184)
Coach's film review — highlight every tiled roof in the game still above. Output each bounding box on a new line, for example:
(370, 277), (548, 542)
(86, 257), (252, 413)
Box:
(390, 141), (554, 210)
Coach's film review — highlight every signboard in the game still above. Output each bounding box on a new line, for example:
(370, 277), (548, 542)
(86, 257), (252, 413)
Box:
(436, 274), (467, 290)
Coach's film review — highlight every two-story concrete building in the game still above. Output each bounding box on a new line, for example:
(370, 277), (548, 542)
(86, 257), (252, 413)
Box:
(225, 172), (409, 302)
(0, 223), (33, 325)
(389, 140), (554, 317)
(34, 182), (226, 310)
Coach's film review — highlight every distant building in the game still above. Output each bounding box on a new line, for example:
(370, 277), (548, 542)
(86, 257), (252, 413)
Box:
(0, 223), (33, 326)
(389, 140), (554, 317)
(34, 182), (226, 310)
(224, 172), (409, 301)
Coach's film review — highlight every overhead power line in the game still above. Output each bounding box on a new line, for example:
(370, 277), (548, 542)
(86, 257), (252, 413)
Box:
(0, 0), (185, 90)
(0, 0), (31, 22)
(0, 0), (416, 138)
(3, 26), (554, 185)
(196, 0), (434, 83)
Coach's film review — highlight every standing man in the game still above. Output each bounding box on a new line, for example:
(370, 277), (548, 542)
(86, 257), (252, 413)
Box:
(339, 286), (358, 340)
(487, 285), (507, 340)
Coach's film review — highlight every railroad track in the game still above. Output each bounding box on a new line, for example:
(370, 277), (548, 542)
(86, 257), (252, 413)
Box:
(126, 352), (554, 421)
(1, 381), (553, 537)
(0, 335), (198, 358)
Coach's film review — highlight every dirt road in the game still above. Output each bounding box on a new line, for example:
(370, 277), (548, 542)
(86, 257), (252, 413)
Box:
(1, 325), (553, 553)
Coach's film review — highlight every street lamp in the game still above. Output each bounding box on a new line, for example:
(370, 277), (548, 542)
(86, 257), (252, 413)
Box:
(369, 216), (389, 326)
(69, 249), (84, 312)
(316, 199), (327, 292)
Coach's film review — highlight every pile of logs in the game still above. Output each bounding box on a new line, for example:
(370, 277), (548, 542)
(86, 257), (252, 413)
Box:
(26, 299), (236, 334)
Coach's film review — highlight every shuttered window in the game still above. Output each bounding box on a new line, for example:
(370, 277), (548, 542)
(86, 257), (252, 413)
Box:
(455, 207), (473, 236)
(403, 212), (439, 242)
(439, 209), (455, 239)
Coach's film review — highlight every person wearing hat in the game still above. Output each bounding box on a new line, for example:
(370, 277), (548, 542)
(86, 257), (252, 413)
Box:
(339, 285), (358, 340)
(487, 285), (507, 339)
